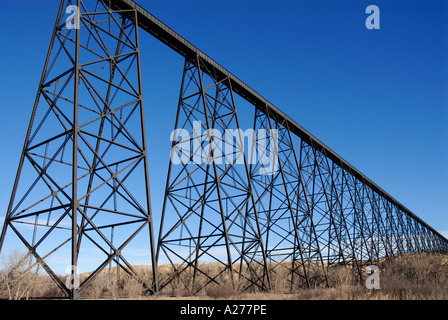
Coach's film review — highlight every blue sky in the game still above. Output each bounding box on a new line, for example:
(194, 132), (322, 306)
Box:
(0, 0), (447, 271)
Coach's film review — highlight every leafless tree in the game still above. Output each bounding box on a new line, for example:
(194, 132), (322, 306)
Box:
(0, 249), (39, 300)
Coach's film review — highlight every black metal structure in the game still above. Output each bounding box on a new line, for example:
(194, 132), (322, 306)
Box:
(0, 0), (158, 299)
(1, 0), (447, 299)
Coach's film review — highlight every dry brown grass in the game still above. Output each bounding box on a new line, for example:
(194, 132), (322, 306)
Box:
(155, 252), (448, 300)
(1, 251), (447, 299)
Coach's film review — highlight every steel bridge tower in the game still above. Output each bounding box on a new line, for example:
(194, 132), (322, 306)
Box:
(1, 0), (447, 299)
(0, 0), (158, 299)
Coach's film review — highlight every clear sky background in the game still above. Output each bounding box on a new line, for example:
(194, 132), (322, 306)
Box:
(0, 0), (447, 270)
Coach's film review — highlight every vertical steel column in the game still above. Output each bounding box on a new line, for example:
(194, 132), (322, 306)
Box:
(133, 7), (159, 295)
(70, 0), (81, 300)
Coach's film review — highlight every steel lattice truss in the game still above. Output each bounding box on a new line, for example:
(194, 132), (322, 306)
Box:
(1, 0), (447, 299)
(0, 0), (158, 299)
(156, 57), (448, 294)
(156, 58), (270, 294)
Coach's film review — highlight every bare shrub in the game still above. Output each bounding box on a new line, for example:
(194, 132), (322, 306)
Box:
(327, 265), (357, 287)
(381, 253), (447, 284)
(121, 276), (144, 299)
(80, 269), (149, 299)
(269, 264), (291, 293)
(0, 249), (40, 300)
(373, 253), (448, 300)
(205, 283), (236, 299)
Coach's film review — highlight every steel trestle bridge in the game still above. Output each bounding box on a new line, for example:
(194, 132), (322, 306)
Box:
(1, 0), (447, 299)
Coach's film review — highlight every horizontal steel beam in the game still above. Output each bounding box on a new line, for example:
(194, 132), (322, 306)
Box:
(105, 0), (447, 243)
